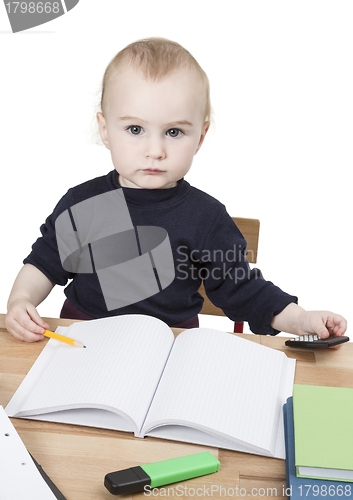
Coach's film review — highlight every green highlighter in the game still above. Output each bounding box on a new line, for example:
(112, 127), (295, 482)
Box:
(104, 452), (220, 495)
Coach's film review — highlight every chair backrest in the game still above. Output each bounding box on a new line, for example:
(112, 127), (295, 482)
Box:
(199, 218), (260, 317)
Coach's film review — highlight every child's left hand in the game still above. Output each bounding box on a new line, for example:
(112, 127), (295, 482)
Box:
(271, 303), (347, 338)
(298, 310), (347, 339)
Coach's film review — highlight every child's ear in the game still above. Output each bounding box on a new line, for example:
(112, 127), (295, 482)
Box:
(96, 112), (110, 150)
(195, 121), (210, 155)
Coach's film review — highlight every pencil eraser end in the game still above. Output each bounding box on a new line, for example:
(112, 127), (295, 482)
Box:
(104, 466), (150, 495)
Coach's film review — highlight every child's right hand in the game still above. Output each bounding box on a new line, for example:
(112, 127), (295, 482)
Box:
(5, 299), (50, 343)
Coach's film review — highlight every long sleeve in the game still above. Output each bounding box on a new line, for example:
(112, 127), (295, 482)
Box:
(199, 209), (297, 335)
(23, 189), (76, 286)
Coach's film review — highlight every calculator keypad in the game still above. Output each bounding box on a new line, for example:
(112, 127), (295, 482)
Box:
(293, 334), (320, 342)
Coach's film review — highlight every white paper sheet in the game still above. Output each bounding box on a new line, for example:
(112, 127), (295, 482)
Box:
(0, 406), (57, 500)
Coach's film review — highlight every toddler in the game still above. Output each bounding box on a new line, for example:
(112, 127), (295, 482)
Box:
(6, 37), (347, 342)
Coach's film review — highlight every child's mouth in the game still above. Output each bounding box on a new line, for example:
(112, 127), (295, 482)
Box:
(142, 169), (163, 175)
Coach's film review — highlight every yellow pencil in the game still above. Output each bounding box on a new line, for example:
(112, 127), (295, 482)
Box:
(43, 330), (86, 348)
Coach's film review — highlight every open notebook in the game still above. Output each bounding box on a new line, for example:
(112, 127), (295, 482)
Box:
(6, 315), (296, 459)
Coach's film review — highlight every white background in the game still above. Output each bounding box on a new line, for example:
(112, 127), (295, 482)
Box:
(0, 0), (351, 336)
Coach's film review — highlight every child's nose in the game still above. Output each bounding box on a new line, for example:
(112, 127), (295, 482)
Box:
(145, 137), (166, 160)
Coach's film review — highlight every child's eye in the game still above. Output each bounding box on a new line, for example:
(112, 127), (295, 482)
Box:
(128, 125), (143, 135)
(166, 128), (183, 138)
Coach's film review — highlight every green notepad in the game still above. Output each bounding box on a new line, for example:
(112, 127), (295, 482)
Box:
(293, 384), (353, 482)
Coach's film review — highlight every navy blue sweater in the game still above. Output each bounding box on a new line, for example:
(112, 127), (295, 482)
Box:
(24, 170), (297, 334)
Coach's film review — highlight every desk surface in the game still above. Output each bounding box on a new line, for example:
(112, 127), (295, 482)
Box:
(1, 314), (352, 500)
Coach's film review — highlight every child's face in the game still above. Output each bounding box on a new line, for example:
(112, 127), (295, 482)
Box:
(97, 66), (209, 189)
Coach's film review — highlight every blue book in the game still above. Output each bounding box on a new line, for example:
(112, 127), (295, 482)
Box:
(283, 398), (352, 500)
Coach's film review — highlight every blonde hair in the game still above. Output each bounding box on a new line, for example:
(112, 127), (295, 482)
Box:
(100, 37), (212, 123)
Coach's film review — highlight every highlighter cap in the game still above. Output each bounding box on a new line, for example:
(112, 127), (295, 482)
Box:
(104, 466), (150, 495)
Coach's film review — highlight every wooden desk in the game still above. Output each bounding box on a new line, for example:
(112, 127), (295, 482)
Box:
(0, 314), (352, 500)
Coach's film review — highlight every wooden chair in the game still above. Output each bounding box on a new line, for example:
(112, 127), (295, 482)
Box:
(198, 218), (260, 333)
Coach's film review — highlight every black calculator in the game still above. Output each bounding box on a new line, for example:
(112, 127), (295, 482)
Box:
(285, 334), (349, 348)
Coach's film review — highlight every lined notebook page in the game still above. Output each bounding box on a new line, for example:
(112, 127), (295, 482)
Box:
(142, 328), (293, 456)
(7, 315), (174, 434)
